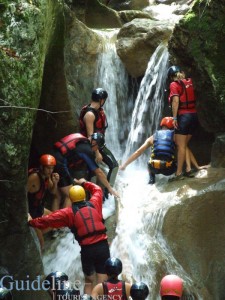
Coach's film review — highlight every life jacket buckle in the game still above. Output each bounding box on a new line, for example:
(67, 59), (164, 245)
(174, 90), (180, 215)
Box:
(149, 159), (173, 169)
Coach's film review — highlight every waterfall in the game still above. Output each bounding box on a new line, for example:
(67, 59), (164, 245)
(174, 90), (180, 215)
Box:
(93, 29), (129, 159)
(111, 172), (202, 299)
(91, 31), (203, 299)
(123, 43), (169, 168)
(42, 30), (203, 299)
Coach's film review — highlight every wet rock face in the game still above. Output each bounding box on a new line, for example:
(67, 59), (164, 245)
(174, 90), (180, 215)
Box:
(0, 1), (65, 299)
(162, 168), (225, 299)
(66, 0), (122, 28)
(116, 18), (173, 77)
(211, 134), (225, 167)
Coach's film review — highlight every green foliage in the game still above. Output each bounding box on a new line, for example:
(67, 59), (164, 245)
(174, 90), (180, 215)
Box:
(180, 0), (225, 114)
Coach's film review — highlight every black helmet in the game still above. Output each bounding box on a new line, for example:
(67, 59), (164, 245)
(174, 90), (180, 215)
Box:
(130, 282), (149, 300)
(104, 257), (122, 276)
(92, 88), (108, 102)
(91, 132), (105, 149)
(44, 271), (68, 289)
(167, 65), (181, 79)
(0, 287), (12, 300)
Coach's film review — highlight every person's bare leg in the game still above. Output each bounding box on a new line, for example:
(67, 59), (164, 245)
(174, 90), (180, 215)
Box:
(185, 147), (191, 172)
(187, 148), (199, 171)
(96, 273), (107, 284)
(84, 274), (95, 295)
(175, 134), (188, 175)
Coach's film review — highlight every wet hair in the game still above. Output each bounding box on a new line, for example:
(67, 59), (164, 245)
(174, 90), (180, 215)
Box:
(171, 71), (185, 81)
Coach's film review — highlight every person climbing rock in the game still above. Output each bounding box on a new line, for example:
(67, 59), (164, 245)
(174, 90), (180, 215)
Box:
(53, 132), (119, 207)
(79, 88), (119, 198)
(120, 117), (176, 184)
(28, 179), (110, 295)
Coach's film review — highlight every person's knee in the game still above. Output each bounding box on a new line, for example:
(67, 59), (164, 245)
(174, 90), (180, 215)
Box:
(85, 274), (95, 284)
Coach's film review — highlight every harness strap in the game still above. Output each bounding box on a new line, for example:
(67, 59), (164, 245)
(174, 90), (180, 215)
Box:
(102, 282), (108, 295)
(149, 158), (173, 169)
(71, 202), (106, 242)
(179, 80), (189, 108)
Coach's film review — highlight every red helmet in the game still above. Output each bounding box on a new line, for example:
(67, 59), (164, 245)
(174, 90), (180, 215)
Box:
(160, 117), (174, 129)
(39, 154), (56, 166)
(160, 274), (183, 297)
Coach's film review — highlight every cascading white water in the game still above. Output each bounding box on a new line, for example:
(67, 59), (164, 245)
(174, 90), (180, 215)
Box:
(93, 29), (129, 159)
(123, 43), (169, 167)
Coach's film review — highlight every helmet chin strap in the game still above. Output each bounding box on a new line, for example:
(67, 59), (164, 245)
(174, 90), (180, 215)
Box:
(100, 98), (106, 107)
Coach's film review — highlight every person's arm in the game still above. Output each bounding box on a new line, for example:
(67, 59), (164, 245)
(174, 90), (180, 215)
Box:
(94, 168), (119, 198)
(171, 95), (179, 129)
(48, 173), (60, 194)
(120, 136), (153, 170)
(77, 151), (119, 198)
(125, 282), (132, 298)
(28, 208), (70, 230)
(74, 178), (103, 208)
(26, 173), (40, 193)
(91, 283), (103, 300)
(83, 111), (95, 138)
(84, 111), (103, 162)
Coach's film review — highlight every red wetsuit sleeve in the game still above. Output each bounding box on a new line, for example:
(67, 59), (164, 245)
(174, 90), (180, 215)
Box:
(28, 208), (72, 230)
(83, 182), (103, 214)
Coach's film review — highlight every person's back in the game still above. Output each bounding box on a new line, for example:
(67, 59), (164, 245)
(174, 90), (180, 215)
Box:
(69, 184), (107, 246)
(148, 117), (176, 183)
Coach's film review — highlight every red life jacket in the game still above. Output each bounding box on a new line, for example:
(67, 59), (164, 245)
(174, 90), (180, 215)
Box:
(79, 105), (108, 136)
(178, 78), (196, 110)
(54, 133), (88, 156)
(71, 202), (106, 244)
(102, 280), (128, 300)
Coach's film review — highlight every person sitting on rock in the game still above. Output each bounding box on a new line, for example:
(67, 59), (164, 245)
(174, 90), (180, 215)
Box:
(27, 154), (60, 248)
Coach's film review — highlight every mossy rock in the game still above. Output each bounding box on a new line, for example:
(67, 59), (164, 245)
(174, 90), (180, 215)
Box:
(85, 0), (122, 28)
